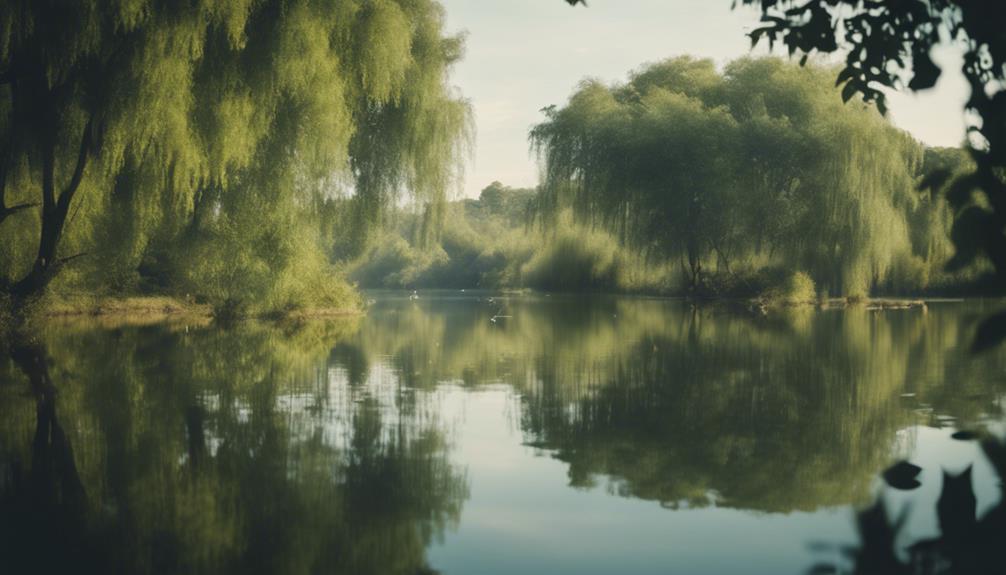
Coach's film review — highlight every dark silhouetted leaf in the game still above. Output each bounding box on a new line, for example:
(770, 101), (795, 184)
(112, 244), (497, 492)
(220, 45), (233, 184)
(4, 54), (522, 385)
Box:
(908, 49), (941, 90)
(883, 460), (922, 490)
(876, 96), (888, 116)
(835, 66), (857, 87)
(980, 438), (1006, 482)
(853, 500), (909, 572)
(951, 430), (980, 441)
(841, 80), (859, 103)
(936, 466), (976, 541)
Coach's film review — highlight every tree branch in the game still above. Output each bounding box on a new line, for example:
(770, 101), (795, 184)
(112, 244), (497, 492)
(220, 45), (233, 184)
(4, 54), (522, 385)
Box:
(55, 252), (89, 266)
(59, 116), (94, 213)
(0, 201), (40, 219)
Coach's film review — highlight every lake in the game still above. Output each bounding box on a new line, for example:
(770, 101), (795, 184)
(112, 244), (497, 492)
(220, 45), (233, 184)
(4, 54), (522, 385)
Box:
(1, 292), (1004, 574)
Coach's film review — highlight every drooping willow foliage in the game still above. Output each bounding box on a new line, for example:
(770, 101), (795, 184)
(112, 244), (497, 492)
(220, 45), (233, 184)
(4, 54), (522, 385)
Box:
(531, 56), (968, 297)
(0, 0), (471, 310)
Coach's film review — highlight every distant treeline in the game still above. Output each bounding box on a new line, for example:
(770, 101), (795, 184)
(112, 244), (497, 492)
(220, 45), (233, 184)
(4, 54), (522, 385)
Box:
(354, 57), (985, 299)
(350, 181), (677, 293)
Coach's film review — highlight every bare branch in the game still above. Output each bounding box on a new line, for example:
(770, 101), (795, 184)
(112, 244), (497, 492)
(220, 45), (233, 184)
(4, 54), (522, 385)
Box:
(55, 252), (89, 266)
(0, 202), (39, 227)
(3, 201), (39, 215)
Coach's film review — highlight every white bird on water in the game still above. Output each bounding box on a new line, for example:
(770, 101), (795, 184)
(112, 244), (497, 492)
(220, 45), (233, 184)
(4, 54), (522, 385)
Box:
(409, 290), (419, 301)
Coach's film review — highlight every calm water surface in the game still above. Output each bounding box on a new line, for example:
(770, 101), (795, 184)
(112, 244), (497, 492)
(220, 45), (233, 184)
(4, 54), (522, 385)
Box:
(1, 293), (1004, 574)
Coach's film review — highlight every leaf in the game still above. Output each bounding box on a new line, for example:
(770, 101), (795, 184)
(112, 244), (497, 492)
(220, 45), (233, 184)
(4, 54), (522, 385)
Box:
(882, 460), (922, 490)
(835, 66), (857, 87)
(841, 80), (860, 103)
(980, 438), (1006, 482)
(971, 310), (1006, 353)
(875, 95), (888, 117)
(908, 48), (941, 91)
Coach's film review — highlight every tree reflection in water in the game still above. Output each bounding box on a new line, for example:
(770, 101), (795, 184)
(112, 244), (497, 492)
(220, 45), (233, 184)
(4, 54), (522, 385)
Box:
(0, 320), (468, 575)
(0, 295), (1004, 574)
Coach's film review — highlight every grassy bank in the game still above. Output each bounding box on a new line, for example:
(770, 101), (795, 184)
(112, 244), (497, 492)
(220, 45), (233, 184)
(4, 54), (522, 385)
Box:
(2, 294), (363, 329)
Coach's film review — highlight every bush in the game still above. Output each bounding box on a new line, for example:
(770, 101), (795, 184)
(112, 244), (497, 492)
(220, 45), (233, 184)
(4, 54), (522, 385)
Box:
(758, 270), (816, 305)
(522, 229), (621, 292)
(783, 271), (817, 304)
(173, 195), (359, 316)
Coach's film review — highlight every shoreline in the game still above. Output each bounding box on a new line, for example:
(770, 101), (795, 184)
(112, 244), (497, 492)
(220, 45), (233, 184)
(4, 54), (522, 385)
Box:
(7, 291), (975, 330)
(18, 296), (363, 326)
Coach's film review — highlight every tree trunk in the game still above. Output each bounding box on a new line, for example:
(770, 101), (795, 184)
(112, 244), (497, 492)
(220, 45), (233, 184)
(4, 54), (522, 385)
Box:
(9, 116), (92, 302)
(10, 341), (87, 510)
(686, 236), (702, 291)
(185, 406), (207, 470)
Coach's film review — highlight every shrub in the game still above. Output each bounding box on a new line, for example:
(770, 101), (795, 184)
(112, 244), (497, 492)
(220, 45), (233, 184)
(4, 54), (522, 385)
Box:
(759, 270), (817, 305)
(783, 271), (817, 304)
(521, 229), (621, 292)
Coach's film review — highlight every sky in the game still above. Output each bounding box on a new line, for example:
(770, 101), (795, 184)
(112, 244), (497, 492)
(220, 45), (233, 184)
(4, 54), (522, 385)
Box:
(438, 0), (971, 198)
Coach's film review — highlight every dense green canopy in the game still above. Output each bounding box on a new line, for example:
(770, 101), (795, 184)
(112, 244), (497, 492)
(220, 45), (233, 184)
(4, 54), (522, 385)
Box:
(531, 56), (968, 297)
(0, 0), (470, 311)
(564, 0), (1006, 345)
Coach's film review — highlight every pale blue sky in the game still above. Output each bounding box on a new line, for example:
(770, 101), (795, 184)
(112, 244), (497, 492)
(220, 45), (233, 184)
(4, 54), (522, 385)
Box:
(439, 0), (970, 198)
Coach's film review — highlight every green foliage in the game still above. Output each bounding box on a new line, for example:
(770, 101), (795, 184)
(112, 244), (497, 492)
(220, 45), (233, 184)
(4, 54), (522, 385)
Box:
(782, 271), (816, 304)
(521, 228), (622, 292)
(520, 222), (671, 293)
(735, 0), (1006, 347)
(276, 295), (1004, 510)
(530, 56), (975, 297)
(349, 183), (674, 293)
(565, 0), (1006, 343)
(3, 295), (1006, 572)
(0, 0), (470, 311)
(173, 201), (360, 316)
(0, 319), (467, 574)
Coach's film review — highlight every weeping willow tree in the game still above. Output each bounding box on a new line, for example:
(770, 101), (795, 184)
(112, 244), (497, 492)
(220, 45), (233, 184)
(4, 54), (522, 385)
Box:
(0, 0), (471, 311)
(531, 56), (943, 297)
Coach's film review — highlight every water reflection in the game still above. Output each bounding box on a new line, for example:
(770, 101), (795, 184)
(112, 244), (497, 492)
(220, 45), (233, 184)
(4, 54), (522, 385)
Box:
(0, 294), (1004, 574)
(837, 436), (1006, 574)
(0, 321), (467, 575)
(354, 295), (1005, 512)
